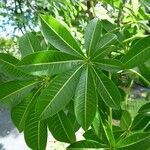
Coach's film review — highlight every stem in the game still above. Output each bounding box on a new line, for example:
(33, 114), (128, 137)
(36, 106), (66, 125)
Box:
(129, 69), (150, 86)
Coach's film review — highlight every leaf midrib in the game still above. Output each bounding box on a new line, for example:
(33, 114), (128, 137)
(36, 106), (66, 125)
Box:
(18, 60), (83, 67)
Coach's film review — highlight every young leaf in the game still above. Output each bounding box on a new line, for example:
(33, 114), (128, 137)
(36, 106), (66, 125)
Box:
(93, 68), (121, 109)
(19, 32), (43, 57)
(24, 107), (47, 150)
(17, 51), (82, 76)
(121, 36), (150, 69)
(0, 80), (40, 105)
(84, 18), (102, 55)
(74, 66), (97, 130)
(48, 110), (76, 143)
(36, 65), (83, 119)
(39, 15), (84, 58)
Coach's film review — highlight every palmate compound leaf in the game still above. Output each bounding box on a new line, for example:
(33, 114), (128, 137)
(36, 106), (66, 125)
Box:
(36, 65), (83, 120)
(92, 67), (121, 109)
(39, 15), (84, 58)
(48, 110), (76, 143)
(24, 106), (47, 150)
(11, 86), (43, 132)
(0, 80), (40, 106)
(121, 36), (150, 69)
(74, 66), (97, 131)
(17, 50), (83, 76)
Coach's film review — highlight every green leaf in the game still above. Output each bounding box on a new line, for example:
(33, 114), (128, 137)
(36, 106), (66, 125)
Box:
(116, 133), (150, 150)
(67, 140), (107, 149)
(101, 20), (117, 33)
(91, 33), (117, 59)
(11, 87), (42, 132)
(0, 53), (19, 64)
(92, 46), (116, 60)
(24, 107), (47, 150)
(93, 68), (121, 109)
(102, 121), (116, 147)
(138, 102), (150, 115)
(0, 59), (34, 80)
(95, 33), (117, 52)
(19, 32), (43, 57)
(120, 110), (132, 130)
(74, 66), (97, 130)
(94, 59), (123, 72)
(0, 80), (40, 105)
(130, 114), (150, 131)
(36, 65), (83, 119)
(91, 33), (117, 58)
(39, 15), (84, 58)
(138, 63), (150, 86)
(17, 51), (82, 76)
(83, 129), (102, 142)
(48, 110), (76, 143)
(66, 101), (80, 132)
(84, 18), (102, 55)
(121, 36), (150, 69)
